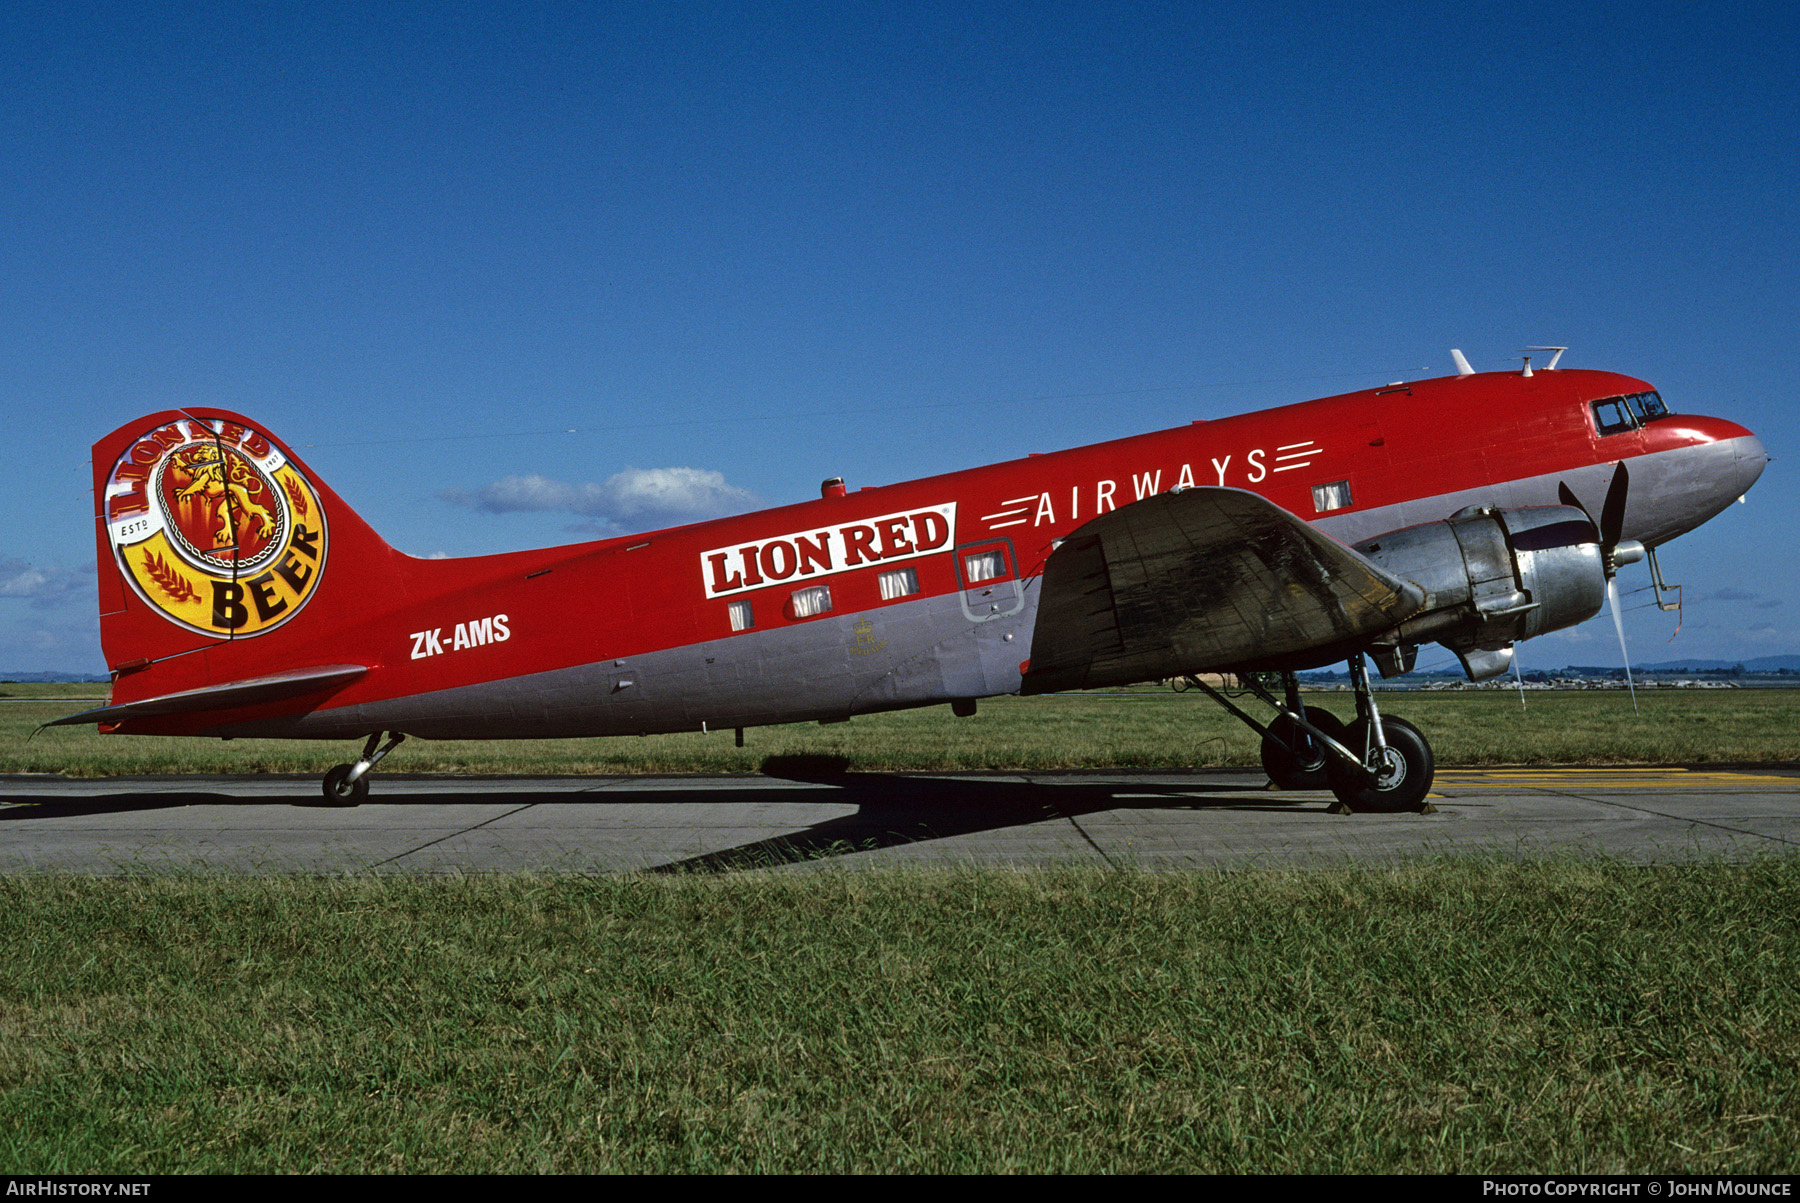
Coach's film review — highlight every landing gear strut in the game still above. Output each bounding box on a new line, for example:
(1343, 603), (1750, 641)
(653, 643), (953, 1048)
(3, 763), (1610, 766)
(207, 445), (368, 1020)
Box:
(1184, 656), (1435, 813)
(1322, 654), (1434, 813)
(322, 732), (406, 805)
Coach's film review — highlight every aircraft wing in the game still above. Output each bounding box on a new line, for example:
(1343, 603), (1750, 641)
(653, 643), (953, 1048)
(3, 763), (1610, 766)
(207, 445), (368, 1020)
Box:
(1020, 487), (1426, 693)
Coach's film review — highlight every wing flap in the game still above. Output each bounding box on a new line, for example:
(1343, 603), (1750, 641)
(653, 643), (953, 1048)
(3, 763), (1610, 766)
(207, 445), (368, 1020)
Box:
(45, 664), (369, 727)
(1023, 488), (1424, 693)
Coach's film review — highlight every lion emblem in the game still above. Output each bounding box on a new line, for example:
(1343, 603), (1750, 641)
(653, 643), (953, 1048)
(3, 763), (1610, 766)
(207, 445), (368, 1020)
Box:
(164, 444), (279, 561)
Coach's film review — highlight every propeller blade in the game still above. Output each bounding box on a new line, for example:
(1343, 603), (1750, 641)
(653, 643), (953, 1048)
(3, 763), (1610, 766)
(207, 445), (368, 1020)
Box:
(1599, 461), (1630, 550)
(1607, 576), (1639, 715)
(1559, 463), (1632, 573)
(1562, 466), (1640, 713)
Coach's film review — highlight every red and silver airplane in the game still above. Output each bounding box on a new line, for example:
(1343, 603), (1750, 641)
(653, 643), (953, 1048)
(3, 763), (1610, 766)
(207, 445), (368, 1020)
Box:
(53, 350), (1766, 812)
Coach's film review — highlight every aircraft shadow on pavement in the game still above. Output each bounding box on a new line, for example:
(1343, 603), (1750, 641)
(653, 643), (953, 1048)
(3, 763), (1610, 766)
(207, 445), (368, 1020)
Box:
(0, 792), (252, 820)
(0, 763), (1311, 871)
(655, 761), (1302, 873)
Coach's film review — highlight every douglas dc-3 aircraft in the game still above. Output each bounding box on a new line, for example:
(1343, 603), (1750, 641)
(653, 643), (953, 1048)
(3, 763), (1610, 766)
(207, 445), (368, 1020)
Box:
(53, 350), (1766, 813)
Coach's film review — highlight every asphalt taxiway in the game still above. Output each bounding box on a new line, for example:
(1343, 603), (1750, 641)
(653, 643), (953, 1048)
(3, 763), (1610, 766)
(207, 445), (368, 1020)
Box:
(2, 767), (1795, 874)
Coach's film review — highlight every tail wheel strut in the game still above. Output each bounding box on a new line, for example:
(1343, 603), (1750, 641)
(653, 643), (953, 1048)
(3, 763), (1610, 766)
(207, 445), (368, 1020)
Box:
(322, 732), (406, 805)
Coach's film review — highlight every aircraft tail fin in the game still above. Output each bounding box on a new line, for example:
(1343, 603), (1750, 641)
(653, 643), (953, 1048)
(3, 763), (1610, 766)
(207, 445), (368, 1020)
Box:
(90, 409), (406, 719)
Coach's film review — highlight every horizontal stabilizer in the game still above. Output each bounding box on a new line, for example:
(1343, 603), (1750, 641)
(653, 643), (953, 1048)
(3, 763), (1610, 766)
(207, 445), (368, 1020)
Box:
(1022, 488), (1425, 692)
(45, 664), (369, 728)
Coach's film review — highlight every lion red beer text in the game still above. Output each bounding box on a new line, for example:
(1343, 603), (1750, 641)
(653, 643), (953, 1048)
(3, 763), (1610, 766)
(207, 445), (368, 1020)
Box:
(700, 503), (956, 598)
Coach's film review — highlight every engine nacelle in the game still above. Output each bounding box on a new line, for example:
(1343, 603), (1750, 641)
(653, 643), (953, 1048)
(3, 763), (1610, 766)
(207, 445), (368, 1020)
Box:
(1353, 505), (1608, 680)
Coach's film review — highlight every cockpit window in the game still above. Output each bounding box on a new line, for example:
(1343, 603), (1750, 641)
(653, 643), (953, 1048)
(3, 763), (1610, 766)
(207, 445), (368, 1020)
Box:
(1592, 397), (1636, 435)
(1592, 391), (1671, 436)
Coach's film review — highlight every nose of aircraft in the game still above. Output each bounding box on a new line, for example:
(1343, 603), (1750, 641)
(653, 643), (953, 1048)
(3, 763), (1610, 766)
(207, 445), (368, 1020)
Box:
(1730, 429), (1768, 499)
(1691, 415), (1769, 499)
(1645, 415), (1766, 494)
(1632, 415), (1766, 546)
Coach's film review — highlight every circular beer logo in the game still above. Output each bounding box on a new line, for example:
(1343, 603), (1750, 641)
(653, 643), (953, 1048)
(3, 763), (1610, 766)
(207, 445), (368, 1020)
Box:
(104, 418), (328, 637)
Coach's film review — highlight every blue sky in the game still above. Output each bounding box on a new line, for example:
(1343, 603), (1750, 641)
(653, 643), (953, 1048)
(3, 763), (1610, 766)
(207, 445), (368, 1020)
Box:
(4, 1), (1795, 675)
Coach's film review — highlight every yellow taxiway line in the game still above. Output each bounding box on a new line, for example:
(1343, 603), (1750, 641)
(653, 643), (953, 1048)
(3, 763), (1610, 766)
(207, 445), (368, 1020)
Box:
(1431, 768), (1795, 794)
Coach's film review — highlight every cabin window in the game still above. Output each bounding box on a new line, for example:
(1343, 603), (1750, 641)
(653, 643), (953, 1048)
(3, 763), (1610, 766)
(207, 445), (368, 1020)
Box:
(728, 600), (754, 632)
(790, 585), (832, 619)
(1312, 480), (1353, 513)
(962, 550), (1005, 584)
(879, 567), (920, 600)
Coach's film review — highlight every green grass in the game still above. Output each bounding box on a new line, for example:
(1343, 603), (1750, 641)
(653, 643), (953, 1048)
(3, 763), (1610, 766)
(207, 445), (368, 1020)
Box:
(8, 683), (1795, 1172)
(6, 687), (1800, 776)
(1, 861), (1795, 1173)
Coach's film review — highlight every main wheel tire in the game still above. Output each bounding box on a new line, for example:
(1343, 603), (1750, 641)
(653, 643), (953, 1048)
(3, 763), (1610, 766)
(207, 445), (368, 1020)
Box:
(322, 763), (370, 806)
(1260, 707), (1347, 790)
(1324, 716), (1434, 813)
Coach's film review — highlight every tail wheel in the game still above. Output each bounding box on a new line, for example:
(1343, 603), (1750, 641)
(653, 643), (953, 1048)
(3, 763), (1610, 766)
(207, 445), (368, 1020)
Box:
(322, 763), (370, 806)
(1260, 707), (1347, 790)
(1325, 716), (1435, 813)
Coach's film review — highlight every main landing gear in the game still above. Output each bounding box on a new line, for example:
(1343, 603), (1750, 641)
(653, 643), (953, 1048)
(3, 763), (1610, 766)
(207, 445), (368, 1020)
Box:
(1182, 656), (1435, 813)
(322, 732), (406, 805)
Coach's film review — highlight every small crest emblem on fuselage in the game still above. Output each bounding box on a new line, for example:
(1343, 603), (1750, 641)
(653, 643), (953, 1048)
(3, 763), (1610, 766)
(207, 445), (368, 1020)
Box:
(103, 417), (328, 637)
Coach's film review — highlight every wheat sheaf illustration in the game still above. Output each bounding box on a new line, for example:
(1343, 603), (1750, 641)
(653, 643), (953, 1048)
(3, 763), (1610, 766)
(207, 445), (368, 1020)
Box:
(282, 474), (309, 518)
(142, 550), (200, 603)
